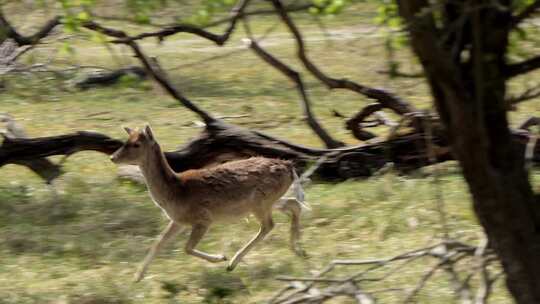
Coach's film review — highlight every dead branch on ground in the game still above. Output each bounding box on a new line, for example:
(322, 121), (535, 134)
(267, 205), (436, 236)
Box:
(0, 114), (62, 183)
(268, 240), (500, 303)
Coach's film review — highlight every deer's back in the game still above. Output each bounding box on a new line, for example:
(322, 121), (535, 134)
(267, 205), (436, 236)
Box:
(174, 157), (294, 221)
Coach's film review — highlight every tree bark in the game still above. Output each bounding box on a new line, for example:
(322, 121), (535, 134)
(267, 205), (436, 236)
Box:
(397, 1), (540, 302)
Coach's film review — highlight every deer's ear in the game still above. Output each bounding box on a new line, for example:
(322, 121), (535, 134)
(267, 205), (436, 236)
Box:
(123, 126), (134, 135)
(144, 124), (155, 141)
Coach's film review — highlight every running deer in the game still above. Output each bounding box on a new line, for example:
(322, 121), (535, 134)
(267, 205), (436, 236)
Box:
(110, 125), (308, 282)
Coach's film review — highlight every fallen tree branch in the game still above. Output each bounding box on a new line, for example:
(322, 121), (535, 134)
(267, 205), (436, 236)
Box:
(0, 39), (34, 69)
(345, 103), (383, 141)
(4, 115), (540, 181)
(0, 131), (122, 167)
(75, 66), (147, 90)
(0, 114), (62, 183)
(0, 122), (446, 180)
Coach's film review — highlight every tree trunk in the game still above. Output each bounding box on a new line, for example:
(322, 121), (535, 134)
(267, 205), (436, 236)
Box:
(398, 1), (540, 302)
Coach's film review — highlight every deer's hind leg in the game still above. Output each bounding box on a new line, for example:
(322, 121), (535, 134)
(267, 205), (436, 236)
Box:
(277, 198), (308, 258)
(185, 223), (228, 263)
(226, 210), (275, 271)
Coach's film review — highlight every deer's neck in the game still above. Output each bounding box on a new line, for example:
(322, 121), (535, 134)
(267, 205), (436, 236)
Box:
(140, 144), (178, 207)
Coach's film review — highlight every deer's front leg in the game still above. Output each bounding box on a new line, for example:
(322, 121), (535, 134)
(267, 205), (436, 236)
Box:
(134, 221), (184, 282)
(184, 224), (228, 263)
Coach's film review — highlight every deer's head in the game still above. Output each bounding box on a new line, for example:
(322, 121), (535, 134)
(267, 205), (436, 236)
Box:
(110, 125), (156, 165)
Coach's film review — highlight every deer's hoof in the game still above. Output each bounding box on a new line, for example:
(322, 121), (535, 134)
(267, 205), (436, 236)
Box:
(209, 255), (228, 263)
(226, 264), (235, 272)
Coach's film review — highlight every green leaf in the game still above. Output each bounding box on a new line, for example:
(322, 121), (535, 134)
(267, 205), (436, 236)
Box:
(134, 13), (151, 24)
(77, 11), (90, 21)
(59, 41), (75, 56)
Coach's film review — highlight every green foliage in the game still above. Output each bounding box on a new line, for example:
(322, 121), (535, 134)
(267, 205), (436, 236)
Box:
(310, 0), (350, 15)
(512, 0), (538, 11)
(371, 1), (409, 77)
(373, 0), (399, 26)
(187, 0), (236, 26)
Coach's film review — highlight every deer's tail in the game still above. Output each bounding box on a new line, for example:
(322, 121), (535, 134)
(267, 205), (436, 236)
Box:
(292, 169), (311, 210)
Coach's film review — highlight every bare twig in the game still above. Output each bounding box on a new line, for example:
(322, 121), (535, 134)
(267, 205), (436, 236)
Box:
(505, 55), (540, 78)
(0, 10), (60, 46)
(270, 0), (416, 116)
(110, 0), (251, 45)
(245, 38), (344, 148)
(169, 18), (282, 71)
(443, 262), (474, 304)
(269, 240), (499, 303)
(377, 69), (424, 79)
(402, 259), (445, 303)
(507, 86), (540, 105)
(82, 20), (216, 124)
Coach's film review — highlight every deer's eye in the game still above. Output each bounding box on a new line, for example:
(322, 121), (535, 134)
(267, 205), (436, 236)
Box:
(133, 143), (141, 148)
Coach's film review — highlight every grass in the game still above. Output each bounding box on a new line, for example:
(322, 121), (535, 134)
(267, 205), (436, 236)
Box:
(1, 1), (539, 303)
(0, 168), (497, 303)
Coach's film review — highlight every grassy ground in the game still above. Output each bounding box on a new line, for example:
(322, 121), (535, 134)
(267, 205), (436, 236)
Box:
(1, 2), (539, 303)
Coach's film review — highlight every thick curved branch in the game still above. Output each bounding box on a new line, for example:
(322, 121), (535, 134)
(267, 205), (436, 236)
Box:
(345, 103), (383, 141)
(0, 10), (60, 46)
(518, 117), (540, 131)
(0, 114), (62, 182)
(0, 131), (122, 167)
(111, 0), (250, 45)
(511, 0), (540, 28)
(505, 55), (540, 78)
(247, 39), (344, 148)
(270, 0), (416, 116)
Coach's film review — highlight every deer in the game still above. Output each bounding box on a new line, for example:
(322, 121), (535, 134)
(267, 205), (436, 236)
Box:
(110, 125), (309, 282)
